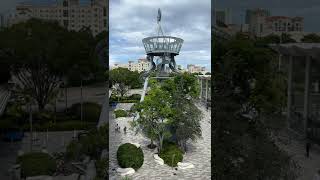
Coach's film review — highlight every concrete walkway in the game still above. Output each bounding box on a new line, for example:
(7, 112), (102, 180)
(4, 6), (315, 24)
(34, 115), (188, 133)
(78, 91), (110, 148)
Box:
(109, 103), (211, 180)
(276, 133), (320, 179)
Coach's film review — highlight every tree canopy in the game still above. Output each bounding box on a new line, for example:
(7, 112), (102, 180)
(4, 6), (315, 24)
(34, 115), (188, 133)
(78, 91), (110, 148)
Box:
(0, 19), (105, 110)
(213, 33), (299, 179)
(301, 33), (320, 43)
(134, 73), (202, 152)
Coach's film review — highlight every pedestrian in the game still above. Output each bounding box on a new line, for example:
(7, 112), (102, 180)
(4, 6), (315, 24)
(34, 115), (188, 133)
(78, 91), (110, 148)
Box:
(313, 169), (320, 180)
(124, 126), (127, 134)
(306, 141), (311, 158)
(115, 124), (118, 132)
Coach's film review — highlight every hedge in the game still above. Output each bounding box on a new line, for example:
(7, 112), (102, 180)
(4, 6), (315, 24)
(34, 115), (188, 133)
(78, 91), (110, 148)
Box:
(20, 121), (96, 132)
(114, 109), (128, 118)
(117, 143), (144, 170)
(17, 152), (56, 177)
(69, 102), (102, 122)
(159, 142), (183, 167)
(110, 94), (141, 103)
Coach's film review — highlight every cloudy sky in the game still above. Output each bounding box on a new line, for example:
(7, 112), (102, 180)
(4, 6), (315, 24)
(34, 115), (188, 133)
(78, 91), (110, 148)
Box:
(110, 0), (211, 71)
(216, 0), (320, 32)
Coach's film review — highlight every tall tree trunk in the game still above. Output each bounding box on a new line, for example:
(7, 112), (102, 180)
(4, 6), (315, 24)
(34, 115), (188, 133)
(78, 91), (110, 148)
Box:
(158, 134), (164, 152)
(38, 102), (45, 112)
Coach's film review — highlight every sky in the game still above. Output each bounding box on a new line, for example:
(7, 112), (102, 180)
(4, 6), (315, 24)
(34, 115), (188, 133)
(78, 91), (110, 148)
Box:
(215, 0), (320, 32)
(109, 0), (211, 71)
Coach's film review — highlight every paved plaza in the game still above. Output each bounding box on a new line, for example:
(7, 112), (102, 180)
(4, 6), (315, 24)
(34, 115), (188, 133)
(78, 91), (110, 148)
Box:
(109, 103), (211, 180)
(276, 132), (320, 179)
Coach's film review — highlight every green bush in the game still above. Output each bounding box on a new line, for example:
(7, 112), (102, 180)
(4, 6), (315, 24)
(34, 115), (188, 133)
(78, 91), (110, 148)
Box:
(44, 121), (96, 131)
(159, 142), (183, 167)
(79, 124), (108, 159)
(96, 157), (108, 179)
(114, 109), (128, 118)
(69, 102), (101, 122)
(66, 140), (82, 161)
(117, 143), (144, 170)
(17, 152), (56, 177)
(65, 124), (108, 161)
(110, 94), (141, 103)
(129, 94), (141, 100)
(0, 118), (17, 129)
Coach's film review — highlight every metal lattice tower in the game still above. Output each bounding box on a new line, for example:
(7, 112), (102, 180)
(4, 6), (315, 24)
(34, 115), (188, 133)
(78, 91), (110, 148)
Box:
(141, 8), (184, 78)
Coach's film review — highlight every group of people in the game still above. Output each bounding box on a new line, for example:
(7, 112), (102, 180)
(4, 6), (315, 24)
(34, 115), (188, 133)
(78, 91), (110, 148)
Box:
(115, 123), (126, 134)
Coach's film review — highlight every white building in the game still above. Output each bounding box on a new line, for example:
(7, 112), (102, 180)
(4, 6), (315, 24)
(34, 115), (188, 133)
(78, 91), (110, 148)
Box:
(187, 64), (206, 74)
(263, 16), (304, 36)
(112, 59), (151, 73)
(246, 8), (304, 37)
(7, 0), (107, 36)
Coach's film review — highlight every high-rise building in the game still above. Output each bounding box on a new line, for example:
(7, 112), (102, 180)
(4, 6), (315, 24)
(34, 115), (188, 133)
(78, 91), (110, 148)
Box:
(245, 9), (270, 24)
(0, 14), (4, 28)
(215, 8), (232, 25)
(246, 8), (271, 36)
(7, 0), (107, 36)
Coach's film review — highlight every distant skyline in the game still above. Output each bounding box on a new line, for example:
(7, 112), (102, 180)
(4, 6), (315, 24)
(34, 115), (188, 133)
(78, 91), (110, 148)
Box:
(110, 0), (211, 71)
(216, 0), (320, 32)
(0, 0), (91, 14)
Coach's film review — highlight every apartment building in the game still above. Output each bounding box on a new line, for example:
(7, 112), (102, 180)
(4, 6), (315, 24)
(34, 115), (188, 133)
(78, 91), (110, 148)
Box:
(187, 64), (206, 74)
(112, 59), (151, 73)
(7, 0), (107, 36)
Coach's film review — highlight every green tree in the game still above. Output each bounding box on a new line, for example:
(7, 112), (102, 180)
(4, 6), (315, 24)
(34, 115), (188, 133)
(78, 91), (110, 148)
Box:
(166, 73), (202, 151)
(301, 33), (320, 43)
(0, 19), (102, 110)
(213, 34), (299, 179)
(133, 86), (172, 152)
(109, 68), (143, 97)
(110, 68), (131, 98)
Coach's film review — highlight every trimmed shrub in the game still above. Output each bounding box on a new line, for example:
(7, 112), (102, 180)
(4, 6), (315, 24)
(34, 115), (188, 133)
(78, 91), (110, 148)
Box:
(117, 143), (144, 170)
(17, 152), (56, 177)
(69, 102), (101, 122)
(159, 142), (183, 167)
(129, 94), (141, 100)
(43, 121), (96, 131)
(110, 94), (141, 103)
(114, 109), (128, 118)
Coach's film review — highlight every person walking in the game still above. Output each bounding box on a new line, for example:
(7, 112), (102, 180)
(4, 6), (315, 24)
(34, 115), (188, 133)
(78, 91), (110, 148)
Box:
(123, 126), (127, 134)
(306, 141), (311, 158)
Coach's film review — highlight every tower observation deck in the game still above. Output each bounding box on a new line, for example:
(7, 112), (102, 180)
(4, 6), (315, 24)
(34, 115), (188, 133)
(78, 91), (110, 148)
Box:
(142, 8), (184, 77)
